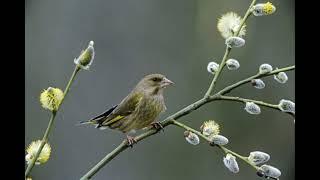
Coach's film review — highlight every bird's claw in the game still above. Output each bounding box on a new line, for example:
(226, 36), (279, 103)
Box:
(126, 135), (137, 148)
(151, 122), (164, 132)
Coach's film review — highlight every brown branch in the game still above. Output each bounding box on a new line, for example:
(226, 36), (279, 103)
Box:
(79, 65), (294, 179)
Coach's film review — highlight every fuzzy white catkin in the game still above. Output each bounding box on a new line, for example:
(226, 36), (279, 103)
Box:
(259, 64), (273, 74)
(252, 3), (276, 16)
(212, 135), (229, 145)
(252, 4), (265, 16)
(74, 40), (95, 70)
(226, 59), (240, 70)
(202, 126), (215, 136)
(251, 79), (265, 89)
(217, 12), (246, 39)
(184, 131), (200, 145)
(244, 102), (261, 114)
(223, 154), (239, 173)
(201, 120), (220, 136)
(207, 62), (220, 75)
(259, 165), (281, 179)
(225, 36), (245, 48)
(248, 151), (270, 165)
(278, 99), (295, 113)
(274, 72), (288, 84)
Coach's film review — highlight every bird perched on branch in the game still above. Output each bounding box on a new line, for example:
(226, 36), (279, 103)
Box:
(79, 74), (174, 146)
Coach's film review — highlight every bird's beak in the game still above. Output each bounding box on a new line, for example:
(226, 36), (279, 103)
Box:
(162, 77), (174, 88)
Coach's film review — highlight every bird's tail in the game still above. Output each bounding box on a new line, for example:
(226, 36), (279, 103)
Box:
(76, 105), (118, 127)
(76, 118), (108, 130)
(76, 119), (95, 126)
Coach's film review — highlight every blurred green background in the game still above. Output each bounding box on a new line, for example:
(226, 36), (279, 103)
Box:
(25, 0), (294, 179)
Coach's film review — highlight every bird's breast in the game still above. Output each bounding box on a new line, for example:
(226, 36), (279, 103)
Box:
(133, 95), (165, 126)
(117, 94), (166, 133)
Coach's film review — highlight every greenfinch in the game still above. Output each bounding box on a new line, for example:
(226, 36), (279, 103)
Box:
(80, 74), (174, 146)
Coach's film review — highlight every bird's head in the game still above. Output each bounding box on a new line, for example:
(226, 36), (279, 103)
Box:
(136, 74), (174, 95)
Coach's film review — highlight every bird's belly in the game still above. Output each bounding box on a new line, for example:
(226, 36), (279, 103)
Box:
(118, 97), (165, 133)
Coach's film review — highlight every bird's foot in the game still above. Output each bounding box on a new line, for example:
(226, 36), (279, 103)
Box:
(126, 135), (137, 148)
(151, 122), (164, 132)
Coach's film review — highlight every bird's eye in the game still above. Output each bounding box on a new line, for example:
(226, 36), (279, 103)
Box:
(151, 77), (161, 82)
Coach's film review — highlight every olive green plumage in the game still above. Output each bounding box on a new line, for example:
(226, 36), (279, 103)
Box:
(80, 74), (173, 133)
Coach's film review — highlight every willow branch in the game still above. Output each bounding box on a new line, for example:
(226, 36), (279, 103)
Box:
(79, 64), (294, 179)
(217, 146), (259, 170)
(234, 0), (256, 36)
(205, 47), (231, 97)
(25, 112), (57, 176)
(25, 65), (81, 177)
(171, 120), (211, 141)
(205, 0), (256, 97)
(79, 98), (209, 179)
(215, 95), (295, 117)
(171, 120), (259, 171)
(80, 0), (294, 178)
(63, 65), (81, 100)
(217, 65), (295, 95)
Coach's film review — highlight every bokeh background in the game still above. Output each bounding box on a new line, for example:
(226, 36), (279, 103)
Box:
(25, 0), (295, 179)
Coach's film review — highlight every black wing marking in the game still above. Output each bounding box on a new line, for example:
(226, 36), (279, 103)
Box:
(90, 105), (118, 121)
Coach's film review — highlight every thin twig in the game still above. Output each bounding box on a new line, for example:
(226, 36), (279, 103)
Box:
(25, 112), (56, 176)
(171, 120), (211, 141)
(205, 47), (231, 97)
(171, 119), (259, 171)
(216, 65), (295, 95)
(25, 65), (81, 177)
(214, 95), (295, 118)
(204, 0), (256, 97)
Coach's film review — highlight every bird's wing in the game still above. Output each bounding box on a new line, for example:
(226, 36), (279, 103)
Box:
(78, 105), (118, 125)
(89, 105), (118, 121)
(100, 91), (144, 127)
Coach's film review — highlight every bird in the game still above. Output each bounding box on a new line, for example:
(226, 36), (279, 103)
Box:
(79, 73), (174, 146)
